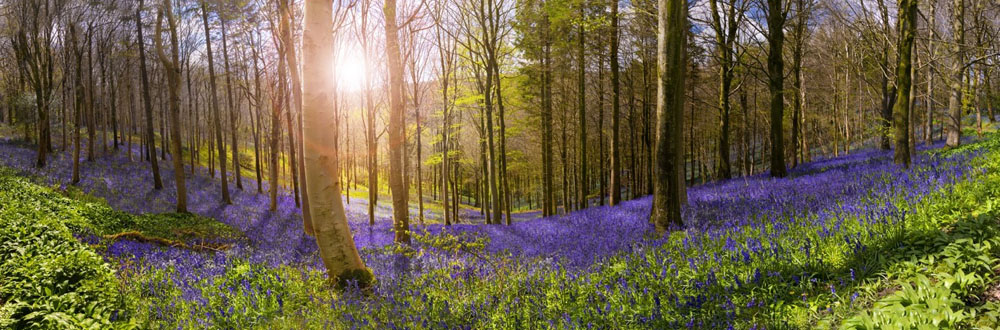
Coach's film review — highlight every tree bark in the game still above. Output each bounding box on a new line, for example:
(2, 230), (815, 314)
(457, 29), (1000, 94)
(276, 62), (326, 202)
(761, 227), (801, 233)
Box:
(201, 2), (232, 204)
(277, 0), (312, 234)
(220, 18), (243, 191)
(136, 2), (163, 189)
(926, 1), (936, 143)
(945, 0), (965, 147)
(576, 2), (588, 210)
(250, 39), (264, 193)
(893, 0), (916, 167)
(433, 18), (454, 225)
(790, 0), (806, 168)
(766, 0), (787, 178)
(542, 11), (555, 215)
(153, 0), (188, 212)
(650, 0), (686, 233)
(302, 0), (369, 283)
(709, 0), (739, 178)
(86, 27), (95, 163)
(384, 0), (411, 243)
(608, 0), (621, 205)
(70, 23), (84, 186)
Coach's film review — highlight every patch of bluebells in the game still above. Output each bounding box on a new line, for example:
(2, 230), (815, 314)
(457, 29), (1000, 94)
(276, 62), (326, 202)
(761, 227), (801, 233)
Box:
(0, 135), (990, 328)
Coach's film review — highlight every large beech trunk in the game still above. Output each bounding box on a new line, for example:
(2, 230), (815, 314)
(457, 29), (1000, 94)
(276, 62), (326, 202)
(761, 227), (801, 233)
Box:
(301, 0), (369, 282)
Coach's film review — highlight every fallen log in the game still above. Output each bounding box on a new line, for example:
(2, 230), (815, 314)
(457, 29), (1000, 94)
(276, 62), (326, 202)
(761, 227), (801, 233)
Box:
(102, 231), (231, 252)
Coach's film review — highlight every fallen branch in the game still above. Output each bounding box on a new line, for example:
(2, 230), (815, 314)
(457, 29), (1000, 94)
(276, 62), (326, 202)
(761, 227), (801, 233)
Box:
(102, 231), (231, 252)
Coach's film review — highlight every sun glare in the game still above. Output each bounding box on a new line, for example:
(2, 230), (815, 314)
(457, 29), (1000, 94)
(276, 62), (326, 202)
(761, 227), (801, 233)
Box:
(334, 51), (367, 92)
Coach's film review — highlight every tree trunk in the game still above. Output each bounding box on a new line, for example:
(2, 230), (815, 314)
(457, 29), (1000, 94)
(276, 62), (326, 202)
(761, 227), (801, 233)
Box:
(561, 90), (569, 214)
(926, 1), (936, 143)
(276, 4), (301, 210)
(608, 0), (621, 205)
(277, 0), (312, 233)
(576, 3), (588, 210)
(494, 59), (512, 224)
(945, 0), (965, 147)
(650, 0), (686, 233)
(709, 0), (738, 179)
(483, 71), (501, 222)
(269, 50), (282, 211)
(70, 23), (84, 185)
(153, 0), (188, 212)
(86, 27), (95, 163)
(384, 0), (411, 243)
(301, 0), (369, 284)
(893, 0), (916, 167)
(135, 3), (163, 189)
(435, 24), (453, 225)
(766, 0), (787, 178)
(597, 47), (605, 206)
(790, 0), (806, 168)
(250, 41), (264, 193)
(201, 2), (231, 204)
(542, 12), (555, 215)
(220, 19), (243, 191)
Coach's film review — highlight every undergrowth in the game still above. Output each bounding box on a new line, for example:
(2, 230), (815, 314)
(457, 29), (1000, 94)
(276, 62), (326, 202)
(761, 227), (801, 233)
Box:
(5, 134), (1000, 329)
(0, 167), (243, 329)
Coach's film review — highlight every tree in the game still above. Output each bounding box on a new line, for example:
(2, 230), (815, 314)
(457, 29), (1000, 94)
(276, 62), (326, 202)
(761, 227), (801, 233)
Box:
(893, 0), (917, 167)
(354, 0), (380, 226)
(153, 0), (188, 213)
(136, 0), (163, 190)
(945, 0), (965, 147)
(707, 0), (744, 179)
(302, 0), (370, 285)
(766, 0), (787, 178)
(220, 15), (243, 192)
(384, 0), (411, 243)
(404, 22), (431, 226)
(789, 0), (810, 167)
(9, 0), (62, 168)
(649, 0), (686, 233)
(576, 0), (588, 209)
(608, 0), (622, 205)
(201, 1), (232, 205)
(276, 0), (312, 233)
(541, 5), (554, 216)
(269, 29), (285, 212)
(431, 0), (458, 225)
(69, 22), (85, 186)
(925, 0), (937, 144)
(875, 0), (896, 151)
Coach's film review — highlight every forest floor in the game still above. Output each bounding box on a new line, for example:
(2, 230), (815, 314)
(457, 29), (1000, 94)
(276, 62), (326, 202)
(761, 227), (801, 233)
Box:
(4, 125), (1000, 329)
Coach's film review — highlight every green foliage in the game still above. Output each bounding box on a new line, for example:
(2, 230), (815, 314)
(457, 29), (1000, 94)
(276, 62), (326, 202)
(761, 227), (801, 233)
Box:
(0, 166), (243, 329)
(837, 139), (1000, 329)
(844, 275), (968, 329)
(0, 171), (133, 329)
(128, 212), (243, 243)
(413, 230), (489, 257)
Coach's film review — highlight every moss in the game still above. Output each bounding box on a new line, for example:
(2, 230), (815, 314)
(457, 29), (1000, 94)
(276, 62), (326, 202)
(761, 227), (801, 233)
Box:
(334, 268), (376, 291)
